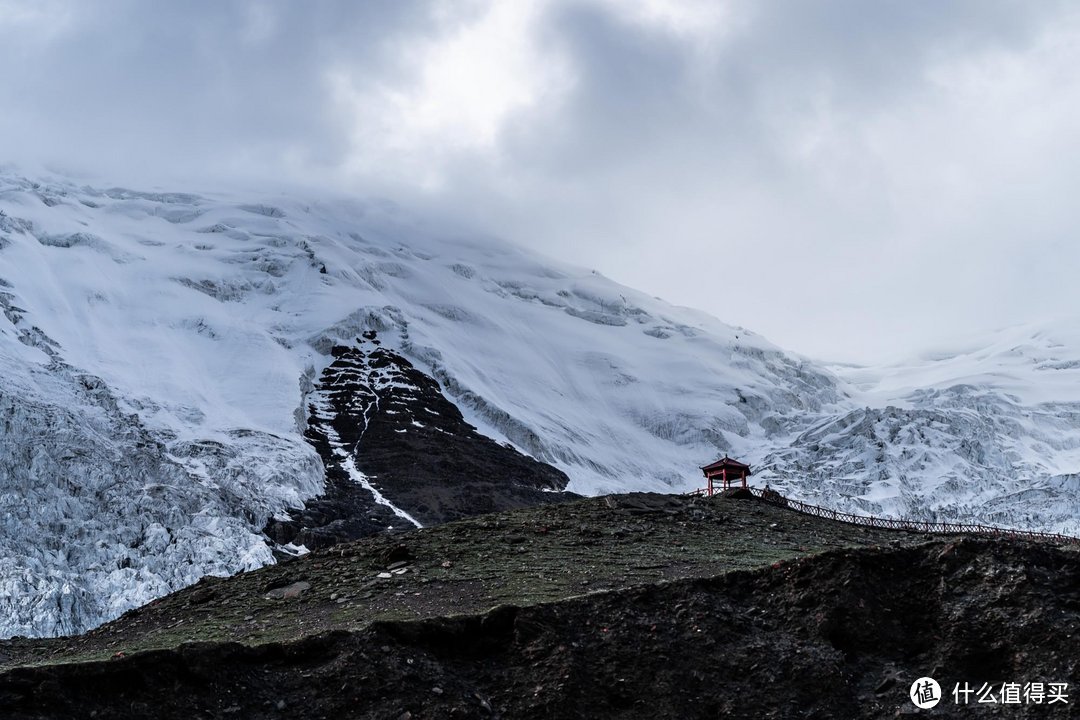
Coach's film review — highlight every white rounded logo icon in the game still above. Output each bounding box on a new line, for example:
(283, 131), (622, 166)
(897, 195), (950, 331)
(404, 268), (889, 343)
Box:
(910, 677), (942, 709)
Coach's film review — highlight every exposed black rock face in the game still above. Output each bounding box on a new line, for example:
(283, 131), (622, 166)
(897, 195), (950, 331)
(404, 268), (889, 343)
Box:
(265, 333), (573, 550)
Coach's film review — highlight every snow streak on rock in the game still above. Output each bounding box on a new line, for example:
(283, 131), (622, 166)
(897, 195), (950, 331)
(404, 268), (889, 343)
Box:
(265, 336), (572, 551)
(306, 350), (423, 530)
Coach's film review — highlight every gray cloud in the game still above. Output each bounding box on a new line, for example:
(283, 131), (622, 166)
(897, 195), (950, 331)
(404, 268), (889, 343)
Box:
(2, 0), (1077, 362)
(0, 1), (441, 181)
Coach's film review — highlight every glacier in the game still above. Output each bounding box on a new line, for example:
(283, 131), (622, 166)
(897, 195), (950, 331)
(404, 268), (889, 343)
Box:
(0, 169), (1077, 638)
(760, 326), (1080, 533)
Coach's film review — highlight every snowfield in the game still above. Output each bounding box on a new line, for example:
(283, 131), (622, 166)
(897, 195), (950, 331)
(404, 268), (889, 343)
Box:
(761, 325), (1080, 532)
(0, 169), (1077, 637)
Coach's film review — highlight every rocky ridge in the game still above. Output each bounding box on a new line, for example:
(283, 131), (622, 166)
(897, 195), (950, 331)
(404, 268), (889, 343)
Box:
(265, 332), (573, 551)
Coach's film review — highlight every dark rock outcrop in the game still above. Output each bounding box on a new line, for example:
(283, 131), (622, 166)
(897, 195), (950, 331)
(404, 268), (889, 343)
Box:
(266, 333), (574, 550)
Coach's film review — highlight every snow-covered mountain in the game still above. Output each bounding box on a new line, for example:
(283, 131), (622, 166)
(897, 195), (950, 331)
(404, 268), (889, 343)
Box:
(0, 171), (838, 637)
(0, 169), (1077, 638)
(761, 326), (1080, 532)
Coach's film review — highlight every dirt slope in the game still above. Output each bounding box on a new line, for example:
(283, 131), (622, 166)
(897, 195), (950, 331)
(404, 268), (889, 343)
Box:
(2, 494), (1077, 719)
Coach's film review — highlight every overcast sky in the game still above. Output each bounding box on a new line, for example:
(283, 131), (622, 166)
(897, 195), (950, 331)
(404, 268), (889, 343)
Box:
(1, 0), (1078, 364)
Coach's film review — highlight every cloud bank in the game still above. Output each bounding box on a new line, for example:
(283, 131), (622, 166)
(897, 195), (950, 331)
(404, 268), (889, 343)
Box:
(1, 0), (1077, 362)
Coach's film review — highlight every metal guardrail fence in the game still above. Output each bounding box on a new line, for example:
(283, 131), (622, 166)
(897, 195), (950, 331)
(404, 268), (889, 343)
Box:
(689, 486), (1080, 545)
